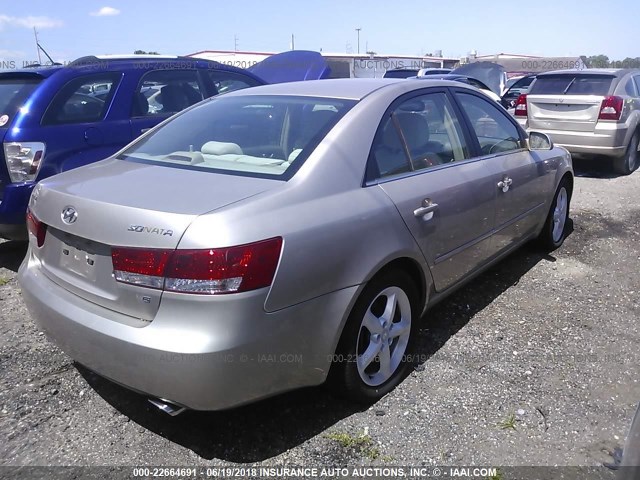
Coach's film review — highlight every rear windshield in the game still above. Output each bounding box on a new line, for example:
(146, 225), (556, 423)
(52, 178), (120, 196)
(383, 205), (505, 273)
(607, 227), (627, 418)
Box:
(530, 74), (614, 95)
(118, 95), (356, 180)
(0, 77), (42, 124)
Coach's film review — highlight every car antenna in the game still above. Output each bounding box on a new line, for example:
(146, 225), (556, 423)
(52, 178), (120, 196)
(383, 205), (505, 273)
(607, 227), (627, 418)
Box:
(33, 27), (62, 66)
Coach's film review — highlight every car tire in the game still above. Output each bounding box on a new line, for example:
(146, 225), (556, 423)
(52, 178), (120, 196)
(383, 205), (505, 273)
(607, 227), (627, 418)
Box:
(537, 178), (571, 251)
(614, 131), (639, 176)
(329, 270), (419, 403)
(618, 403), (640, 479)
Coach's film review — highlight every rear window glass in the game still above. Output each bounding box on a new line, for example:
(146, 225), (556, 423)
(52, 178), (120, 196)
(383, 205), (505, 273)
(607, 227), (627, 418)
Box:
(118, 95), (356, 180)
(530, 74), (614, 95)
(0, 77), (41, 124)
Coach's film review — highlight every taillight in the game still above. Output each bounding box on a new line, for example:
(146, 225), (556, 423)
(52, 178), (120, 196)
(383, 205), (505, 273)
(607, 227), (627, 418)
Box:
(112, 248), (171, 289)
(26, 208), (47, 247)
(4, 142), (46, 183)
(111, 237), (282, 295)
(598, 95), (623, 121)
(514, 94), (527, 117)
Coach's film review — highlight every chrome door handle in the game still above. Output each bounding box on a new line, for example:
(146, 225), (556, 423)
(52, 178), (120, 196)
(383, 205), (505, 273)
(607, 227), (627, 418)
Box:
(497, 176), (513, 192)
(413, 199), (439, 219)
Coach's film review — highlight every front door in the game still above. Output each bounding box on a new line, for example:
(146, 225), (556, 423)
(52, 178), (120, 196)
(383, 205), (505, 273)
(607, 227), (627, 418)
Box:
(453, 90), (551, 253)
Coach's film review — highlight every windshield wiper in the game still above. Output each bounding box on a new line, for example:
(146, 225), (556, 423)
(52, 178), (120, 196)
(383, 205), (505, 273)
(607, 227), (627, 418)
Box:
(562, 77), (576, 95)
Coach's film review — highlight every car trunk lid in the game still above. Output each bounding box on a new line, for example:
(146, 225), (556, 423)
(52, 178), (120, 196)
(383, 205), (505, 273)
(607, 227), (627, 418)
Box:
(29, 158), (278, 321)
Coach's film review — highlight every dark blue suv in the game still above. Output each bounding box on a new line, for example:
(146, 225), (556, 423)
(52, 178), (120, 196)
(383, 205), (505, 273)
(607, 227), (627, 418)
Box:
(0, 52), (329, 239)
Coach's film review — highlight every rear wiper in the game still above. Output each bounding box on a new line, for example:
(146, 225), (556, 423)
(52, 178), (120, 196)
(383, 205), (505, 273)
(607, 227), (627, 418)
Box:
(562, 77), (576, 94)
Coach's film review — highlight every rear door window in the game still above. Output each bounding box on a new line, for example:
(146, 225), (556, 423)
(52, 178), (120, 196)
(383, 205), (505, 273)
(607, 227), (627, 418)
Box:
(368, 91), (469, 180)
(530, 74), (614, 95)
(0, 76), (42, 125)
(132, 70), (204, 117)
(208, 71), (261, 95)
(42, 73), (121, 125)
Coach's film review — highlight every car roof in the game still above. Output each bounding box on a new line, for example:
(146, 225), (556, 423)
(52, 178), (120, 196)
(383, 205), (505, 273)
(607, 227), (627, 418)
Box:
(538, 68), (637, 77)
(2, 55), (255, 78)
(222, 77), (474, 100)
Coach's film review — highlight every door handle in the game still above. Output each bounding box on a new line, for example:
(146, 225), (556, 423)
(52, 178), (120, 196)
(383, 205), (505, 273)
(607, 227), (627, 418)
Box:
(497, 176), (513, 193)
(413, 198), (439, 219)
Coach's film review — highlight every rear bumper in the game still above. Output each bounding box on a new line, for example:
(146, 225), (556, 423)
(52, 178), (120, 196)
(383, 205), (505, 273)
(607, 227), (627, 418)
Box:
(527, 123), (631, 158)
(18, 250), (359, 410)
(0, 182), (35, 236)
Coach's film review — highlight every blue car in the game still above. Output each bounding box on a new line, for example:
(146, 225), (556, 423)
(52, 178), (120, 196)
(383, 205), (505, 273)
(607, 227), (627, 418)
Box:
(0, 52), (330, 239)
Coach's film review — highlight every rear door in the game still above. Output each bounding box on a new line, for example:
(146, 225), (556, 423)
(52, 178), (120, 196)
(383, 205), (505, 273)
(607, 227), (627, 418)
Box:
(370, 89), (496, 292)
(38, 72), (130, 173)
(129, 69), (207, 137)
(527, 73), (614, 132)
(453, 89), (550, 253)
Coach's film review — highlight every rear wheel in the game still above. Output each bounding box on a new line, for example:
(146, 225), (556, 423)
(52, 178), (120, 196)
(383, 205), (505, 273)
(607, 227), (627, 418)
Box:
(537, 178), (571, 251)
(330, 270), (419, 403)
(614, 131), (639, 175)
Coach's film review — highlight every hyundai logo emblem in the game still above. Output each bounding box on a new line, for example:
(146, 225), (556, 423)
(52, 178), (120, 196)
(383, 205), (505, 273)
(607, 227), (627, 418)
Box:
(61, 206), (78, 225)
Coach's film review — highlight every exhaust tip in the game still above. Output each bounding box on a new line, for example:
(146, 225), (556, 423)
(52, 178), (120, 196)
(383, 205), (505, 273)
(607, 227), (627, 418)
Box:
(148, 397), (187, 416)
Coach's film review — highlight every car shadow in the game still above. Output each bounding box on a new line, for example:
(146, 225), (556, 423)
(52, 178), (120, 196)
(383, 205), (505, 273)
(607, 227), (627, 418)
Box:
(572, 157), (622, 179)
(0, 240), (28, 273)
(76, 239), (566, 463)
(76, 364), (367, 462)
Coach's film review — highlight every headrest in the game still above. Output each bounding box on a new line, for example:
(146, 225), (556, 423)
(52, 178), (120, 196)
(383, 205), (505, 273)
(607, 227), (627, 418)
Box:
(201, 141), (243, 155)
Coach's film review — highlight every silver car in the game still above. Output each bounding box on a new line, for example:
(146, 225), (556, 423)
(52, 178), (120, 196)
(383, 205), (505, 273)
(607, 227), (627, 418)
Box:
(18, 79), (573, 412)
(515, 69), (640, 175)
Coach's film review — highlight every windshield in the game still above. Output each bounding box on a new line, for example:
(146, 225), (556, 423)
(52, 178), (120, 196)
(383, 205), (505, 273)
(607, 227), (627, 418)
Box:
(118, 95), (356, 179)
(0, 77), (42, 125)
(530, 74), (614, 95)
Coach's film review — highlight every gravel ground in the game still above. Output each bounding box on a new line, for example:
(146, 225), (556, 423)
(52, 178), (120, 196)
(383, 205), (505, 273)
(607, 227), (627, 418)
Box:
(0, 159), (638, 472)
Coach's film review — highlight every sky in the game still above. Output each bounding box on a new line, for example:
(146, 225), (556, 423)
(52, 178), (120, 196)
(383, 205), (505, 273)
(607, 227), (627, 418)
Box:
(0, 0), (637, 65)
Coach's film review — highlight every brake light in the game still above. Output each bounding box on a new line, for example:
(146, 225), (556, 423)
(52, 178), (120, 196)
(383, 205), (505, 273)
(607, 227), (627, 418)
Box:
(26, 208), (47, 247)
(598, 95), (623, 121)
(111, 237), (282, 294)
(514, 94), (527, 117)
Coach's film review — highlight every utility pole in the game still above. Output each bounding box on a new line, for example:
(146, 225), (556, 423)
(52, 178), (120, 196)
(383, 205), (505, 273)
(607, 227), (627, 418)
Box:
(355, 28), (361, 54)
(291, 34), (295, 50)
(234, 35), (239, 52)
(33, 27), (42, 64)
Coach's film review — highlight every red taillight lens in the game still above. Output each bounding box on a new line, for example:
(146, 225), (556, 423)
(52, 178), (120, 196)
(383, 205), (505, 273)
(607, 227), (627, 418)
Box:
(111, 237), (282, 295)
(514, 94), (528, 117)
(26, 208), (47, 248)
(598, 95), (623, 121)
(111, 247), (171, 289)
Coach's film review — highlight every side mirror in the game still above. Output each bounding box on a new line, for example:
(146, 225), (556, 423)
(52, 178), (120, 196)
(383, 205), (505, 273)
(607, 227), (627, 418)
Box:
(527, 131), (554, 151)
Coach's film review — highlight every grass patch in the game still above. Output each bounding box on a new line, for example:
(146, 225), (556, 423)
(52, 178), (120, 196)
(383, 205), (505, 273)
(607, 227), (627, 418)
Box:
(497, 412), (517, 430)
(486, 469), (504, 480)
(325, 431), (382, 460)
(0, 277), (10, 286)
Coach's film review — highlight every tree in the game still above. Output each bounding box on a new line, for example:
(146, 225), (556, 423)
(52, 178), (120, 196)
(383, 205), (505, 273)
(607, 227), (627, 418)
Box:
(586, 55), (610, 68)
(133, 50), (160, 55)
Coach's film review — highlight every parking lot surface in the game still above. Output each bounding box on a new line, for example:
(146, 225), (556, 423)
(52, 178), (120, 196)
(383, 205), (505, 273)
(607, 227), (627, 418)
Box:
(0, 160), (638, 469)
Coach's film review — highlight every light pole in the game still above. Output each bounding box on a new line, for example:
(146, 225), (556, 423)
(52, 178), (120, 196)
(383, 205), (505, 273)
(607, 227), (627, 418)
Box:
(355, 28), (361, 54)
